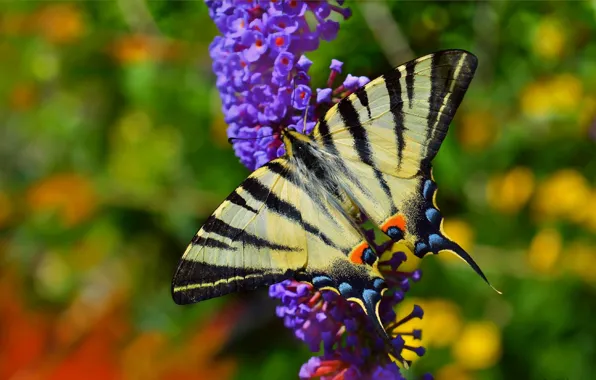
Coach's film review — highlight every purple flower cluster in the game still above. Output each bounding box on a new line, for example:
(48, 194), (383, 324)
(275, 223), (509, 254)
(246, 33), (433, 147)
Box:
(270, 240), (428, 380)
(206, 0), (368, 170)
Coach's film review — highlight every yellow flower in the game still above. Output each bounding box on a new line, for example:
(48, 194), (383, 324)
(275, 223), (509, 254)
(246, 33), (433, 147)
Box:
(533, 17), (565, 59)
(439, 218), (474, 263)
(436, 364), (474, 380)
(521, 75), (582, 119)
(457, 110), (497, 151)
(549, 74), (583, 113)
(579, 191), (596, 233)
(486, 167), (535, 214)
(26, 173), (98, 226)
(579, 96), (596, 135)
(423, 299), (463, 348)
(452, 321), (501, 370)
(527, 228), (562, 275)
(532, 169), (591, 222)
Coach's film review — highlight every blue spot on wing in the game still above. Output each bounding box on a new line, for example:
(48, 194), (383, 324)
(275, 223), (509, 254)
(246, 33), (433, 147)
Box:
(363, 248), (377, 265)
(428, 234), (445, 250)
(425, 208), (441, 227)
(415, 241), (429, 257)
(373, 278), (386, 290)
(312, 275), (333, 288)
(423, 180), (435, 201)
(387, 226), (404, 240)
(339, 282), (354, 297)
(362, 289), (381, 308)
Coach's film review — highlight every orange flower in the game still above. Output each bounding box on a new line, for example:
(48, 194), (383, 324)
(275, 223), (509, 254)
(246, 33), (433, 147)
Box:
(9, 83), (37, 111)
(0, 275), (51, 380)
(0, 191), (12, 228)
(34, 4), (85, 44)
(110, 35), (183, 65)
(26, 173), (98, 227)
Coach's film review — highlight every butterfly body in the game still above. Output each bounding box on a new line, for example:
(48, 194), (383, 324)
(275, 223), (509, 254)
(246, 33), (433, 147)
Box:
(172, 50), (494, 362)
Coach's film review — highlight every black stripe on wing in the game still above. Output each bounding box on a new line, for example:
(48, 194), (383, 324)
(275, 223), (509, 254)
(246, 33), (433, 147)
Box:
(202, 215), (300, 251)
(241, 175), (339, 250)
(383, 69), (406, 171)
(337, 98), (398, 215)
(424, 51), (477, 166)
(405, 60), (416, 109)
(226, 189), (258, 213)
(172, 260), (293, 304)
(191, 235), (237, 250)
(355, 87), (372, 119)
(264, 160), (337, 221)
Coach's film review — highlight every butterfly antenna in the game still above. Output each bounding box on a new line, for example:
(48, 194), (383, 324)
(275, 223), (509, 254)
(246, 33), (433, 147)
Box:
(227, 134), (278, 144)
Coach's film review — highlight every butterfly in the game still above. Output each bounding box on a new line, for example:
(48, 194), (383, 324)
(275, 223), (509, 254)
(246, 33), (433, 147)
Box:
(171, 49), (494, 363)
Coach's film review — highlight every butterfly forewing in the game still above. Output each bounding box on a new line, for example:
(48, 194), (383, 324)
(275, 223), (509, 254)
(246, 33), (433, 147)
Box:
(309, 49), (492, 285)
(172, 159), (308, 304)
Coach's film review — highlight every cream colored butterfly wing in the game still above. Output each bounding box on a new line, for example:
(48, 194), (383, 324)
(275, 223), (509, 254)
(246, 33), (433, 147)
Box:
(171, 158), (382, 305)
(310, 50), (493, 287)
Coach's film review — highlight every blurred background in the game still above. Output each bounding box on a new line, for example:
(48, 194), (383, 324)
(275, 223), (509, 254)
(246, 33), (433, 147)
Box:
(1, 1), (595, 379)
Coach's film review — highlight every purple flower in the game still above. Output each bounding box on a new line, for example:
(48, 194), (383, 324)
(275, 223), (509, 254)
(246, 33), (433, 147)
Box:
(316, 88), (333, 103)
(297, 55), (313, 71)
(317, 20), (340, 41)
(274, 51), (295, 77)
(343, 73), (360, 90)
(268, 32), (291, 53)
(277, 0), (307, 16)
(292, 84), (312, 110)
(226, 8), (249, 37)
(268, 14), (300, 34)
(330, 59), (343, 73)
(242, 31), (268, 62)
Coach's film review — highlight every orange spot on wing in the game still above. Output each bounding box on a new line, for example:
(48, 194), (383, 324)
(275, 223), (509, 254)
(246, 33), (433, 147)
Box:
(381, 213), (407, 233)
(348, 241), (369, 264)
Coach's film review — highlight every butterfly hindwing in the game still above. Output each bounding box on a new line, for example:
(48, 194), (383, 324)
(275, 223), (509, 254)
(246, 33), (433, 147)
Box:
(172, 158), (386, 305)
(309, 50), (492, 285)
